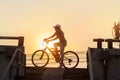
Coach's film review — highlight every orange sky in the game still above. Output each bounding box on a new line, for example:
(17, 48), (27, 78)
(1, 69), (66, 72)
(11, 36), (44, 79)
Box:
(0, 0), (120, 54)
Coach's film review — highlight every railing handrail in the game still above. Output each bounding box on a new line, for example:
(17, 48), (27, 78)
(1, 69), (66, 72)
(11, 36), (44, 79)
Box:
(0, 36), (24, 46)
(0, 48), (25, 80)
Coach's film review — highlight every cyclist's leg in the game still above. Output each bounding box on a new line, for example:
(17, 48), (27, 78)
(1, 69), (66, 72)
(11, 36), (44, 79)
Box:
(54, 42), (60, 62)
(59, 46), (64, 66)
(59, 42), (67, 67)
(54, 42), (59, 52)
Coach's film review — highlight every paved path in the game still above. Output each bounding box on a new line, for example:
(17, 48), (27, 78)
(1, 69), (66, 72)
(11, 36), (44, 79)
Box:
(41, 68), (65, 80)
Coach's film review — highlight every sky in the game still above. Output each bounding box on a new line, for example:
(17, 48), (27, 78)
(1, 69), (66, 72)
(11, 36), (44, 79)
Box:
(0, 0), (120, 54)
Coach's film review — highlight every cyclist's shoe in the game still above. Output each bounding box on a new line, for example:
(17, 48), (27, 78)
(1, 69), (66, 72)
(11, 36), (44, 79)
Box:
(58, 64), (64, 68)
(58, 65), (62, 68)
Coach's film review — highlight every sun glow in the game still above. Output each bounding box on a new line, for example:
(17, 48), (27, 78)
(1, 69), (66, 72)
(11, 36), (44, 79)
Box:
(38, 39), (58, 49)
(38, 40), (59, 54)
(47, 41), (55, 49)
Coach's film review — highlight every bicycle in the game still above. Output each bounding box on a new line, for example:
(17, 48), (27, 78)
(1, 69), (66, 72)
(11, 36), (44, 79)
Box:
(31, 40), (79, 68)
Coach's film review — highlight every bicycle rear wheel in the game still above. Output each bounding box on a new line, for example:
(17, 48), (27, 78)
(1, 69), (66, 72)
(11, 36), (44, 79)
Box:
(63, 51), (79, 68)
(31, 50), (49, 67)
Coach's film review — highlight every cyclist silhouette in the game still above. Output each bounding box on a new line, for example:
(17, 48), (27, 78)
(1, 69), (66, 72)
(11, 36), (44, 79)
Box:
(44, 24), (67, 68)
(113, 22), (120, 39)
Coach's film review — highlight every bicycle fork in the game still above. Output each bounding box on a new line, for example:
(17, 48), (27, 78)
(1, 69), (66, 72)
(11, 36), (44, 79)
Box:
(39, 51), (45, 59)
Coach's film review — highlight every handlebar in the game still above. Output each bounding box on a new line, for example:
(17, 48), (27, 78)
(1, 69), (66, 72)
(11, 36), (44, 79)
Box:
(43, 39), (49, 44)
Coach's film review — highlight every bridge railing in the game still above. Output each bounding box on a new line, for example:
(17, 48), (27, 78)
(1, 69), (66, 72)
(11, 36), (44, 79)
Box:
(0, 48), (26, 80)
(0, 36), (26, 80)
(0, 36), (24, 46)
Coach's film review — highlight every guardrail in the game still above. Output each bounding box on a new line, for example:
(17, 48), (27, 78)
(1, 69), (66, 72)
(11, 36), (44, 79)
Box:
(0, 36), (24, 46)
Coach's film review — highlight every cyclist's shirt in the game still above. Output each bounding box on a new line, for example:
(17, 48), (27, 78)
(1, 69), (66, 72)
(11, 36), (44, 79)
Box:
(55, 29), (67, 44)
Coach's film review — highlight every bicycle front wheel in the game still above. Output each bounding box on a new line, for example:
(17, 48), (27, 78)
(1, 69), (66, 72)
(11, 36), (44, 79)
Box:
(63, 51), (79, 68)
(31, 50), (49, 67)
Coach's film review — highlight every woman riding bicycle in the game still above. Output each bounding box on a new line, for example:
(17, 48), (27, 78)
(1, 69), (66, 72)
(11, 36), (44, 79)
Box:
(44, 24), (67, 68)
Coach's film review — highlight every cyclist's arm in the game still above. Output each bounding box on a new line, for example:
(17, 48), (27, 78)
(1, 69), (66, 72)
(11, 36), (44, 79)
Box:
(49, 36), (58, 41)
(47, 33), (56, 39)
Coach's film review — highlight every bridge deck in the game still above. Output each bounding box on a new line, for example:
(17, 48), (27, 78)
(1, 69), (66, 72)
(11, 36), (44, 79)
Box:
(15, 67), (89, 80)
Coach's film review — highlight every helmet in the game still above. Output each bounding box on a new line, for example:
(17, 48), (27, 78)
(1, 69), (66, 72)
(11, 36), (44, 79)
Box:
(53, 24), (61, 28)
